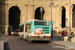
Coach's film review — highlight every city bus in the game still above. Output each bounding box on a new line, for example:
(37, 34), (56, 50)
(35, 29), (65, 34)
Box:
(18, 19), (51, 42)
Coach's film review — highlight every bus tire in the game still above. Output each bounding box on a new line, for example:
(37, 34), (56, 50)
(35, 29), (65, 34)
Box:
(23, 37), (27, 41)
(27, 36), (31, 42)
(27, 36), (29, 41)
(22, 35), (26, 40)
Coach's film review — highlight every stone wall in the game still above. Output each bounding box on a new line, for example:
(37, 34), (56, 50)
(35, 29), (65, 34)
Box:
(0, 0), (74, 35)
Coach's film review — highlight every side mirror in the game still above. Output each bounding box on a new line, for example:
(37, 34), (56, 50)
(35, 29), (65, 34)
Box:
(51, 21), (54, 24)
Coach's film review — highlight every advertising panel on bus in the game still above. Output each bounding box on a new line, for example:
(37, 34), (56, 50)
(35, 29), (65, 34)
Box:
(34, 27), (43, 34)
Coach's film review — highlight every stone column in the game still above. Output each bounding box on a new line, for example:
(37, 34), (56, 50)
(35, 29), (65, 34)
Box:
(71, 10), (73, 29)
(5, 10), (9, 35)
(2, 4), (5, 25)
(66, 9), (69, 35)
(5, 4), (9, 35)
(28, 4), (35, 20)
(24, 4), (28, 21)
(59, 12), (62, 28)
(1, 3), (5, 34)
(65, 12), (69, 29)
(20, 13), (23, 23)
(30, 4), (35, 19)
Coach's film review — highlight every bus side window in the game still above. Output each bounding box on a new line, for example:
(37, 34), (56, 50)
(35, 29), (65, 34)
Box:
(26, 24), (31, 33)
(19, 25), (24, 32)
(25, 25), (27, 32)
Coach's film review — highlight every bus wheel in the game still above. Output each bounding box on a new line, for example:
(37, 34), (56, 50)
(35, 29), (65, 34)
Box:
(24, 37), (27, 41)
(23, 37), (27, 41)
(27, 36), (31, 42)
(20, 35), (24, 40)
(22, 35), (26, 40)
(27, 36), (29, 41)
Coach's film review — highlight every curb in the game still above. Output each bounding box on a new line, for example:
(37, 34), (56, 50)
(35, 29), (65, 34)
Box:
(50, 42), (74, 50)
(0, 41), (4, 50)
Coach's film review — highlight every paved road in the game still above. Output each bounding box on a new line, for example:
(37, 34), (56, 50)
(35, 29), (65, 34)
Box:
(0, 36), (66, 50)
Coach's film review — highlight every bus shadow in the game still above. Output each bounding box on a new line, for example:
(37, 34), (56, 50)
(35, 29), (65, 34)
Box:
(4, 42), (10, 50)
(31, 41), (50, 44)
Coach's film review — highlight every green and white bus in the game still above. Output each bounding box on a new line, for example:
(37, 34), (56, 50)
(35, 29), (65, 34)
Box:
(18, 19), (51, 42)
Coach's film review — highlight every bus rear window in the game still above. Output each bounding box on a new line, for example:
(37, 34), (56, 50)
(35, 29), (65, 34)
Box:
(34, 21), (49, 25)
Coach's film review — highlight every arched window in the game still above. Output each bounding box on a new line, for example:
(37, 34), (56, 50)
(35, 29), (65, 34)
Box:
(61, 7), (66, 28)
(72, 5), (75, 27)
(35, 7), (45, 20)
(9, 6), (21, 30)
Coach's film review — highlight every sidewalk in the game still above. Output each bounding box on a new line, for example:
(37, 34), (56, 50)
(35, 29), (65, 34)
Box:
(51, 39), (75, 50)
(0, 41), (4, 50)
(0, 35), (6, 50)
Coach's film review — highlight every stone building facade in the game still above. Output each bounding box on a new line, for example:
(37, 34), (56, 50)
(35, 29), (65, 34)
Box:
(0, 0), (75, 35)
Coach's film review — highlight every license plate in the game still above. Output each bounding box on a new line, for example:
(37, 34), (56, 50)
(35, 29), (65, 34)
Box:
(40, 36), (43, 38)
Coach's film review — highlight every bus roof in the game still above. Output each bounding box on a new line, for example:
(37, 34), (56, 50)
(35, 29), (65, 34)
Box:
(26, 19), (39, 22)
(26, 19), (49, 22)
(19, 19), (49, 26)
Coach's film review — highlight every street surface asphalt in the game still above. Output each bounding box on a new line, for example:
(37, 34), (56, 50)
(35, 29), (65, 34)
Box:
(0, 36), (66, 50)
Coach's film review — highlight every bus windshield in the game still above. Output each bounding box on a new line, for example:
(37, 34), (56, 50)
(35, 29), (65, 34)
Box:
(34, 21), (49, 25)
